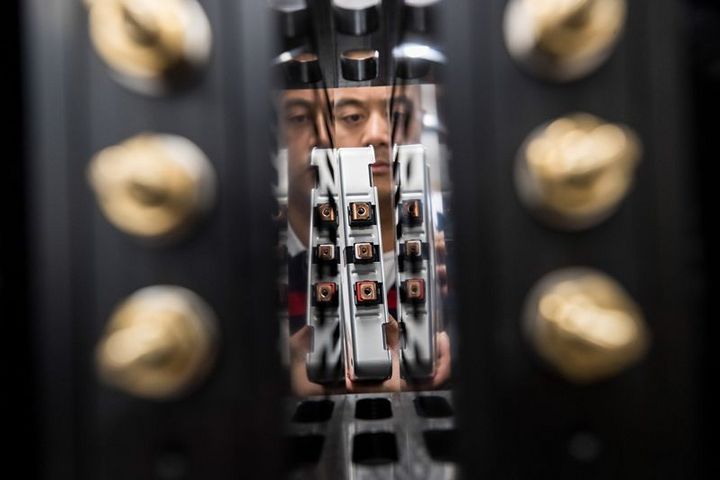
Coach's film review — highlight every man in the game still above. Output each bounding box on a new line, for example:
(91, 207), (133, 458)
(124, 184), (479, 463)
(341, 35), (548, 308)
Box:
(279, 85), (450, 394)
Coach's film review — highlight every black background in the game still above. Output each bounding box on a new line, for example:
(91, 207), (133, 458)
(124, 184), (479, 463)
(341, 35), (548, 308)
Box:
(7, 0), (720, 478)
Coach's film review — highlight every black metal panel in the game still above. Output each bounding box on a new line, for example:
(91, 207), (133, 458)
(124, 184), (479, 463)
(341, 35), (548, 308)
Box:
(445, 0), (701, 477)
(688, 1), (719, 476)
(6, 0), (34, 477)
(21, 0), (709, 478)
(24, 1), (283, 478)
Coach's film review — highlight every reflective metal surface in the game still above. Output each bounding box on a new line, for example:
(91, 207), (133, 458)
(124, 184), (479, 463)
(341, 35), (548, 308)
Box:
(20, 0), (705, 477)
(278, 85), (454, 397)
(286, 391), (457, 479)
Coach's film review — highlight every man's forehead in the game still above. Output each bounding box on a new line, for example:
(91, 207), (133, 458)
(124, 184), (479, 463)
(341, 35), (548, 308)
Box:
(334, 86), (389, 101)
(280, 86), (419, 105)
(334, 85), (418, 104)
(281, 88), (325, 103)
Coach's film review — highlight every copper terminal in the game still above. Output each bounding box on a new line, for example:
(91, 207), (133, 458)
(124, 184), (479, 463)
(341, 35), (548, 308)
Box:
(354, 242), (374, 262)
(317, 203), (336, 223)
(355, 281), (379, 305)
(405, 240), (422, 258)
(402, 278), (425, 302)
(402, 200), (423, 225)
(350, 202), (373, 223)
(317, 244), (336, 262)
(315, 282), (338, 304)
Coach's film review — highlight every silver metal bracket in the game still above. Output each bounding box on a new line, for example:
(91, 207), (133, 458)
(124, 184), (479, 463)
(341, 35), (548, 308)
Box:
(337, 147), (392, 381)
(305, 148), (345, 384)
(394, 144), (436, 380)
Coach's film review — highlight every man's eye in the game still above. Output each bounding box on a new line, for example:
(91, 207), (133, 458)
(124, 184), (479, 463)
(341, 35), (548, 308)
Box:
(287, 114), (310, 125)
(342, 113), (364, 124)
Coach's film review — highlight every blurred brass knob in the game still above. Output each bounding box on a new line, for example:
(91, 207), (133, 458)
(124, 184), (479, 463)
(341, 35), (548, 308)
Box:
(515, 113), (640, 230)
(87, 0), (211, 94)
(524, 268), (649, 383)
(96, 286), (218, 399)
(88, 133), (215, 241)
(504, 0), (626, 81)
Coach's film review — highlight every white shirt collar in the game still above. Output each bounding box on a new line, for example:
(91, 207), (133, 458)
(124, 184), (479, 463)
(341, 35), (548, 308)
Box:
(286, 223), (306, 258)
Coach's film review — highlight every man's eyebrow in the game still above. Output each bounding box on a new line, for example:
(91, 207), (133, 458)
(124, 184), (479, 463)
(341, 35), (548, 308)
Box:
(334, 98), (367, 109)
(282, 98), (314, 110)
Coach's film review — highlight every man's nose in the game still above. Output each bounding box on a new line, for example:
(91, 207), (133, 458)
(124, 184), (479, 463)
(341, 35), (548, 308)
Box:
(313, 112), (333, 149)
(362, 110), (390, 148)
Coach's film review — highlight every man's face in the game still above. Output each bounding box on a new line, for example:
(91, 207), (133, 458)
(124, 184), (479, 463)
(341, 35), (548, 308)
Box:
(279, 88), (332, 210)
(333, 86), (421, 201)
(279, 85), (421, 212)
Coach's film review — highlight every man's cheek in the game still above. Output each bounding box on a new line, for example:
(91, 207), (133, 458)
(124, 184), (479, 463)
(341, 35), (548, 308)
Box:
(335, 131), (361, 148)
(288, 145), (310, 175)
